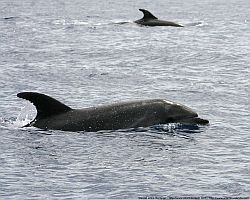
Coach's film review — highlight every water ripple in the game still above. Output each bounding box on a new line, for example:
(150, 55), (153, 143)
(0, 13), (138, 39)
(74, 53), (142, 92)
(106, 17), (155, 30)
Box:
(0, 0), (249, 198)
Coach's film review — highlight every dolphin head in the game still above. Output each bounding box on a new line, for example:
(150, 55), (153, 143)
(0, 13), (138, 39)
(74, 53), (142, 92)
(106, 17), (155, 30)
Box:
(162, 100), (209, 125)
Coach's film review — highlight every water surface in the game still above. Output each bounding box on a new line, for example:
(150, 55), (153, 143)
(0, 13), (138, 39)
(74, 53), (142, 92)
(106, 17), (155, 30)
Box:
(0, 0), (249, 199)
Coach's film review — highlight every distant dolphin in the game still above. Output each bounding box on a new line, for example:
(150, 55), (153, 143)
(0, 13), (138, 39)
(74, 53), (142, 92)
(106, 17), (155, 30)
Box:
(17, 92), (208, 132)
(134, 9), (183, 27)
(3, 16), (19, 20)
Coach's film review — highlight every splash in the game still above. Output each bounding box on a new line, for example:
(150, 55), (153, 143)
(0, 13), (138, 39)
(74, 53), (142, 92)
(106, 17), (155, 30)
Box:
(14, 103), (36, 128)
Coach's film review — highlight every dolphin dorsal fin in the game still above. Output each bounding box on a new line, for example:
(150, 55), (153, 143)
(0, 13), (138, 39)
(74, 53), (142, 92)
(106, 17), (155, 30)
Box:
(17, 92), (72, 120)
(139, 9), (158, 20)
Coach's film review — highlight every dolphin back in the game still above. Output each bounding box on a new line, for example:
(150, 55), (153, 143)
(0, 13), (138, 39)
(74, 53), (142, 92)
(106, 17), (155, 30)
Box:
(17, 92), (72, 120)
(135, 9), (183, 27)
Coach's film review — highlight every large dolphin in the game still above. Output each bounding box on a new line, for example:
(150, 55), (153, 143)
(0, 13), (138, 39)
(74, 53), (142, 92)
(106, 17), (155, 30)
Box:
(17, 92), (208, 132)
(134, 9), (183, 27)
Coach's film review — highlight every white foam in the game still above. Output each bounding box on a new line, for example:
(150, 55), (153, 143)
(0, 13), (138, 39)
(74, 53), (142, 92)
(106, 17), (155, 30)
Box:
(14, 103), (36, 127)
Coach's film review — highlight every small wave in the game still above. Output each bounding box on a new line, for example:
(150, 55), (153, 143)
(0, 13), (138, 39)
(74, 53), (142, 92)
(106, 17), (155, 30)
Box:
(52, 18), (132, 27)
(110, 19), (132, 25)
(88, 72), (109, 78)
(96, 123), (204, 136)
(113, 21), (130, 25)
(71, 20), (89, 25)
(0, 117), (10, 129)
(184, 21), (205, 27)
(52, 19), (89, 26)
(86, 15), (101, 19)
(94, 20), (132, 26)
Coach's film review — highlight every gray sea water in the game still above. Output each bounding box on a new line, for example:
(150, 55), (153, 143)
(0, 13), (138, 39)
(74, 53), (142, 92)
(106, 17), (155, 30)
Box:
(0, 0), (249, 199)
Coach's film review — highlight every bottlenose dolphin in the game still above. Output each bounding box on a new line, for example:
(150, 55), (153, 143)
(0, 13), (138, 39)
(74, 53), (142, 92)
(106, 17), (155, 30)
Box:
(17, 92), (208, 132)
(134, 9), (183, 27)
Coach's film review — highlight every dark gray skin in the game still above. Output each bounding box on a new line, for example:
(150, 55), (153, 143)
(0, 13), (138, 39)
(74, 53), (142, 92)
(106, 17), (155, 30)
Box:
(17, 92), (208, 132)
(134, 9), (183, 27)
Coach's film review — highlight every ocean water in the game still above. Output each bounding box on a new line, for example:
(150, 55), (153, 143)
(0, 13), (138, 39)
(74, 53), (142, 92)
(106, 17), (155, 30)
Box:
(0, 0), (249, 199)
